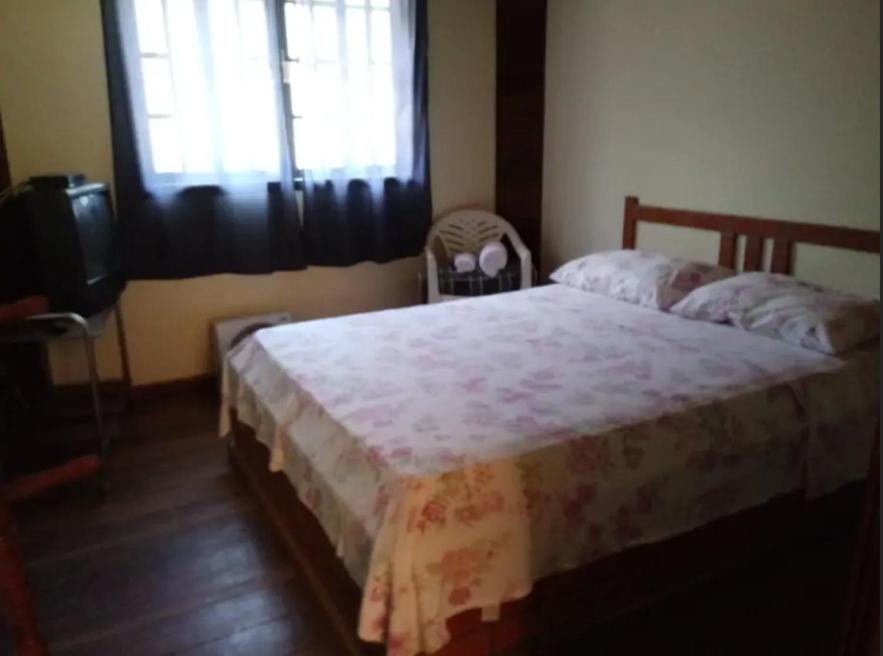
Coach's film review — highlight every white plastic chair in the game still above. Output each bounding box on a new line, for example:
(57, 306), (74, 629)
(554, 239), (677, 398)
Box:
(424, 209), (532, 303)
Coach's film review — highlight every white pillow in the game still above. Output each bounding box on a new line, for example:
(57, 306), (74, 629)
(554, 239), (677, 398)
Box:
(670, 272), (880, 355)
(550, 250), (734, 310)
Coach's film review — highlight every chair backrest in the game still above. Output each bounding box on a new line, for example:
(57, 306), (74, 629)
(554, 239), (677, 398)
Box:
(427, 209), (520, 259)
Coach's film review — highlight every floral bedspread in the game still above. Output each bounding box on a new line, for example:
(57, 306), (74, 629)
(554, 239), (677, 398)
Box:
(221, 285), (878, 656)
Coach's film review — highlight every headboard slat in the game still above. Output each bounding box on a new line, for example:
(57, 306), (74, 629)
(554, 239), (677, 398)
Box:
(743, 236), (764, 271)
(770, 240), (793, 275)
(622, 196), (639, 249)
(717, 232), (737, 269)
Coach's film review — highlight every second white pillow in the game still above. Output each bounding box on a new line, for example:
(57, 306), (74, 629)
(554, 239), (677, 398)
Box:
(670, 272), (880, 355)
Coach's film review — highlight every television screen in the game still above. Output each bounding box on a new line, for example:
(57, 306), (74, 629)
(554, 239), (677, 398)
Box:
(70, 189), (115, 285)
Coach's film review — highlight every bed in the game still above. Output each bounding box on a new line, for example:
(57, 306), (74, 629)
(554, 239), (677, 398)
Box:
(221, 197), (880, 656)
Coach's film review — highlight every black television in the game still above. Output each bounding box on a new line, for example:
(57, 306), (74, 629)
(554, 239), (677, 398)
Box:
(0, 175), (125, 316)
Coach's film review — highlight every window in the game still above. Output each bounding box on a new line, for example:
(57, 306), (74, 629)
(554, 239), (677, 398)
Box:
(281, 0), (398, 172)
(127, 0), (402, 183)
(129, 0), (282, 181)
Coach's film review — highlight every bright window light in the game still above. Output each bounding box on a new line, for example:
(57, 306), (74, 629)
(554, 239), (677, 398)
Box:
(131, 0), (280, 178)
(283, 0), (398, 172)
(129, 0), (400, 179)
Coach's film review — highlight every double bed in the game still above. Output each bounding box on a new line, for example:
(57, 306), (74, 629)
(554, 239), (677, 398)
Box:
(221, 197), (879, 656)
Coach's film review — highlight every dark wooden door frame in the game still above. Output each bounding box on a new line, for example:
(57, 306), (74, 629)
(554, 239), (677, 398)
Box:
(495, 0), (547, 271)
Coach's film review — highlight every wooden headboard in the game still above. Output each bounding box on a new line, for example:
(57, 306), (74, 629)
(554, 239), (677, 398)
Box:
(622, 196), (880, 274)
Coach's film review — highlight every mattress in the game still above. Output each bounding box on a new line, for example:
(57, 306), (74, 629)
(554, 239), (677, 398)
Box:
(221, 284), (878, 656)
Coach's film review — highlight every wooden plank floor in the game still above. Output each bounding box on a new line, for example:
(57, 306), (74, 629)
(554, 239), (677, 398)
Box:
(1, 387), (346, 656)
(0, 387), (859, 655)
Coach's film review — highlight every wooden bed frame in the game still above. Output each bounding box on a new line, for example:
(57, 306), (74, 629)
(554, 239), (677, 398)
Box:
(229, 197), (880, 655)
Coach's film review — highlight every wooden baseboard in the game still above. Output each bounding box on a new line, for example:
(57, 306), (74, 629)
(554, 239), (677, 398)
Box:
(52, 373), (216, 405)
(130, 374), (216, 402)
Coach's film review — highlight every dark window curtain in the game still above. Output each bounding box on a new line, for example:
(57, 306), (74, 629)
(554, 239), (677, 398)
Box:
(301, 0), (431, 267)
(100, 0), (305, 280)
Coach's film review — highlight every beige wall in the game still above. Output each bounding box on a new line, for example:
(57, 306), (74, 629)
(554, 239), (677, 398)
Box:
(544, 0), (880, 297)
(429, 0), (497, 212)
(0, 0), (496, 385)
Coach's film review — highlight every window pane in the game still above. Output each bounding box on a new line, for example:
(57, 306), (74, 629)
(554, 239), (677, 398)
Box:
(208, 0), (247, 171)
(134, 0), (168, 54)
(292, 117), (314, 169)
(370, 9), (391, 63)
(346, 62), (371, 165)
(283, 0), (400, 171)
(141, 57), (176, 116)
(372, 64), (394, 116)
(165, 0), (201, 68)
(345, 8), (368, 65)
(313, 6), (339, 61)
(288, 62), (310, 117)
(240, 0), (269, 59)
(314, 62), (345, 168)
(181, 125), (213, 173)
(348, 86), (372, 166)
(243, 62), (281, 171)
(371, 65), (395, 165)
(163, 0), (213, 173)
(204, 0), (279, 174)
(147, 117), (183, 172)
(284, 2), (312, 61)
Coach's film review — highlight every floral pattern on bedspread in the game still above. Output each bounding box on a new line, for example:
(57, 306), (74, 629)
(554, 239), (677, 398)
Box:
(221, 285), (878, 656)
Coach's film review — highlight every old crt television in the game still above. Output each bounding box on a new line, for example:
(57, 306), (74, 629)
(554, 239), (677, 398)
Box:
(0, 175), (125, 316)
